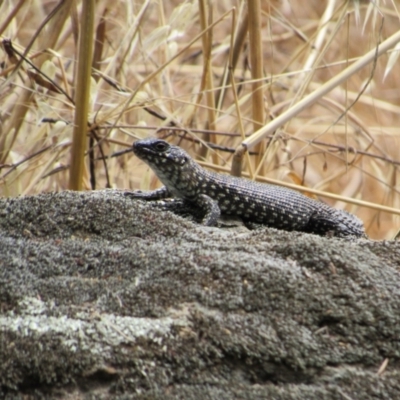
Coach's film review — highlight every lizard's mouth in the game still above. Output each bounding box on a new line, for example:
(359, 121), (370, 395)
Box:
(132, 144), (155, 159)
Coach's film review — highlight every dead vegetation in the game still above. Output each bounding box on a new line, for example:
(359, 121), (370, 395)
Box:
(0, 0), (400, 239)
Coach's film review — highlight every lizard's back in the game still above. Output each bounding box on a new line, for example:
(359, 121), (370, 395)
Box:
(199, 169), (365, 237)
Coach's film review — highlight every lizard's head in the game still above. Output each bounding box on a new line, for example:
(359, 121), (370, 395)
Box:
(132, 138), (189, 168)
(132, 138), (201, 196)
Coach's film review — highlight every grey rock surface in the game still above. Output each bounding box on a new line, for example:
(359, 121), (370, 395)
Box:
(0, 190), (399, 399)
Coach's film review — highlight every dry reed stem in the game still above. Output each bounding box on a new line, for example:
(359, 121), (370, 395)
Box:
(247, 0), (266, 173)
(228, 9), (253, 179)
(215, 9), (248, 111)
(69, 0), (95, 190)
(198, 0), (217, 162)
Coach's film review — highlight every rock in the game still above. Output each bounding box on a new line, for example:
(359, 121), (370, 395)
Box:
(1, 190), (400, 399)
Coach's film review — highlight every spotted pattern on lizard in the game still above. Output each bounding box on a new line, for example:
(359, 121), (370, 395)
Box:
(126, 138), (365, 238)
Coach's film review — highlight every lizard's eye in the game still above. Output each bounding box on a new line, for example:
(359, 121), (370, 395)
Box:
(154, 141), (168, 152)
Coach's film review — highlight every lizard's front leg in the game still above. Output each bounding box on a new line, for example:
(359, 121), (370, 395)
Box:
(195, 194), (220, 226)
(124, 186), (171, 200)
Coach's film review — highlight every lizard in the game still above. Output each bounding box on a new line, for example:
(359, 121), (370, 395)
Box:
(125, 138), (365, 238)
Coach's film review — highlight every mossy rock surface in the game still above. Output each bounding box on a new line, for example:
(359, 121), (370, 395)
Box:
(1, 190), (400, 399)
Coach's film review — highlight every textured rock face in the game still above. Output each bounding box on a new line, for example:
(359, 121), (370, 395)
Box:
(1, 190), (400, 399)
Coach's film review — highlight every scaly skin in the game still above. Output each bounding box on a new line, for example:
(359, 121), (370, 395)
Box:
(127, 138), (365, 238)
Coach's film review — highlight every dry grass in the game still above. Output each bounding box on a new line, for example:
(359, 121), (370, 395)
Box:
(1, 0), (400, 239)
